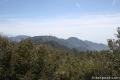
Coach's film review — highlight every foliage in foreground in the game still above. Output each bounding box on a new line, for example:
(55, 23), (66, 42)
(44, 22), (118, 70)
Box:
(0, 28), (120, 80)
(0, 36), (119, 80)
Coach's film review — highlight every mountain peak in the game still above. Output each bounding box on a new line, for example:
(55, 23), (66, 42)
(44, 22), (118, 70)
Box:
(8, 35), (109, 51)
(67, 37), (80, 41)
(9, 35), (30, 42)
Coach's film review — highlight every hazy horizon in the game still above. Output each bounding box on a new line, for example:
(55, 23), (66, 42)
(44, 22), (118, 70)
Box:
(0, 0), (120, 44)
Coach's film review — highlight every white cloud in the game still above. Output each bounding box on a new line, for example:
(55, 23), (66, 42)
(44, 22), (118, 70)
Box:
(112, 0), (119, 6)
(75, 2), (80, 8)
(0, 14), (120, 44)
(112, 0), (116, 6)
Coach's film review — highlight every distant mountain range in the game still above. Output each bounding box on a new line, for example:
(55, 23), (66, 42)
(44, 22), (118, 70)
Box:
(9, 35), (109, 51)
(9, 35), (30, 42)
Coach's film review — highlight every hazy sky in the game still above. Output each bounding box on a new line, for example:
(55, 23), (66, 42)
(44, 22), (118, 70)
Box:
(0, 0), (120, 44)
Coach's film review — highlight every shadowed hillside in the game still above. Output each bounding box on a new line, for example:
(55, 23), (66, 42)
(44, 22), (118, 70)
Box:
(9, 36), (109, 51)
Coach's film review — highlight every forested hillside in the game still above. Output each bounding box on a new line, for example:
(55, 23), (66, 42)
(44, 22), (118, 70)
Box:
(9, 36), (109, 51)
(0, 28), (120, 80)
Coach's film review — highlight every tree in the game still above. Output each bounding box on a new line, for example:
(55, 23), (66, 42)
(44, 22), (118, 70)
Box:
(107, 27), (120, 76)
(107, 27), (120, 53)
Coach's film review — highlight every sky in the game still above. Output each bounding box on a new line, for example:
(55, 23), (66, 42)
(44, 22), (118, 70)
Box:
(0, 0), (120, 44)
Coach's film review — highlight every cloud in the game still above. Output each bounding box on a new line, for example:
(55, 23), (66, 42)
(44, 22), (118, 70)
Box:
(112, 0), (118, 6)
(75, 2), (80, 8)
(0, 14), (120, 43)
